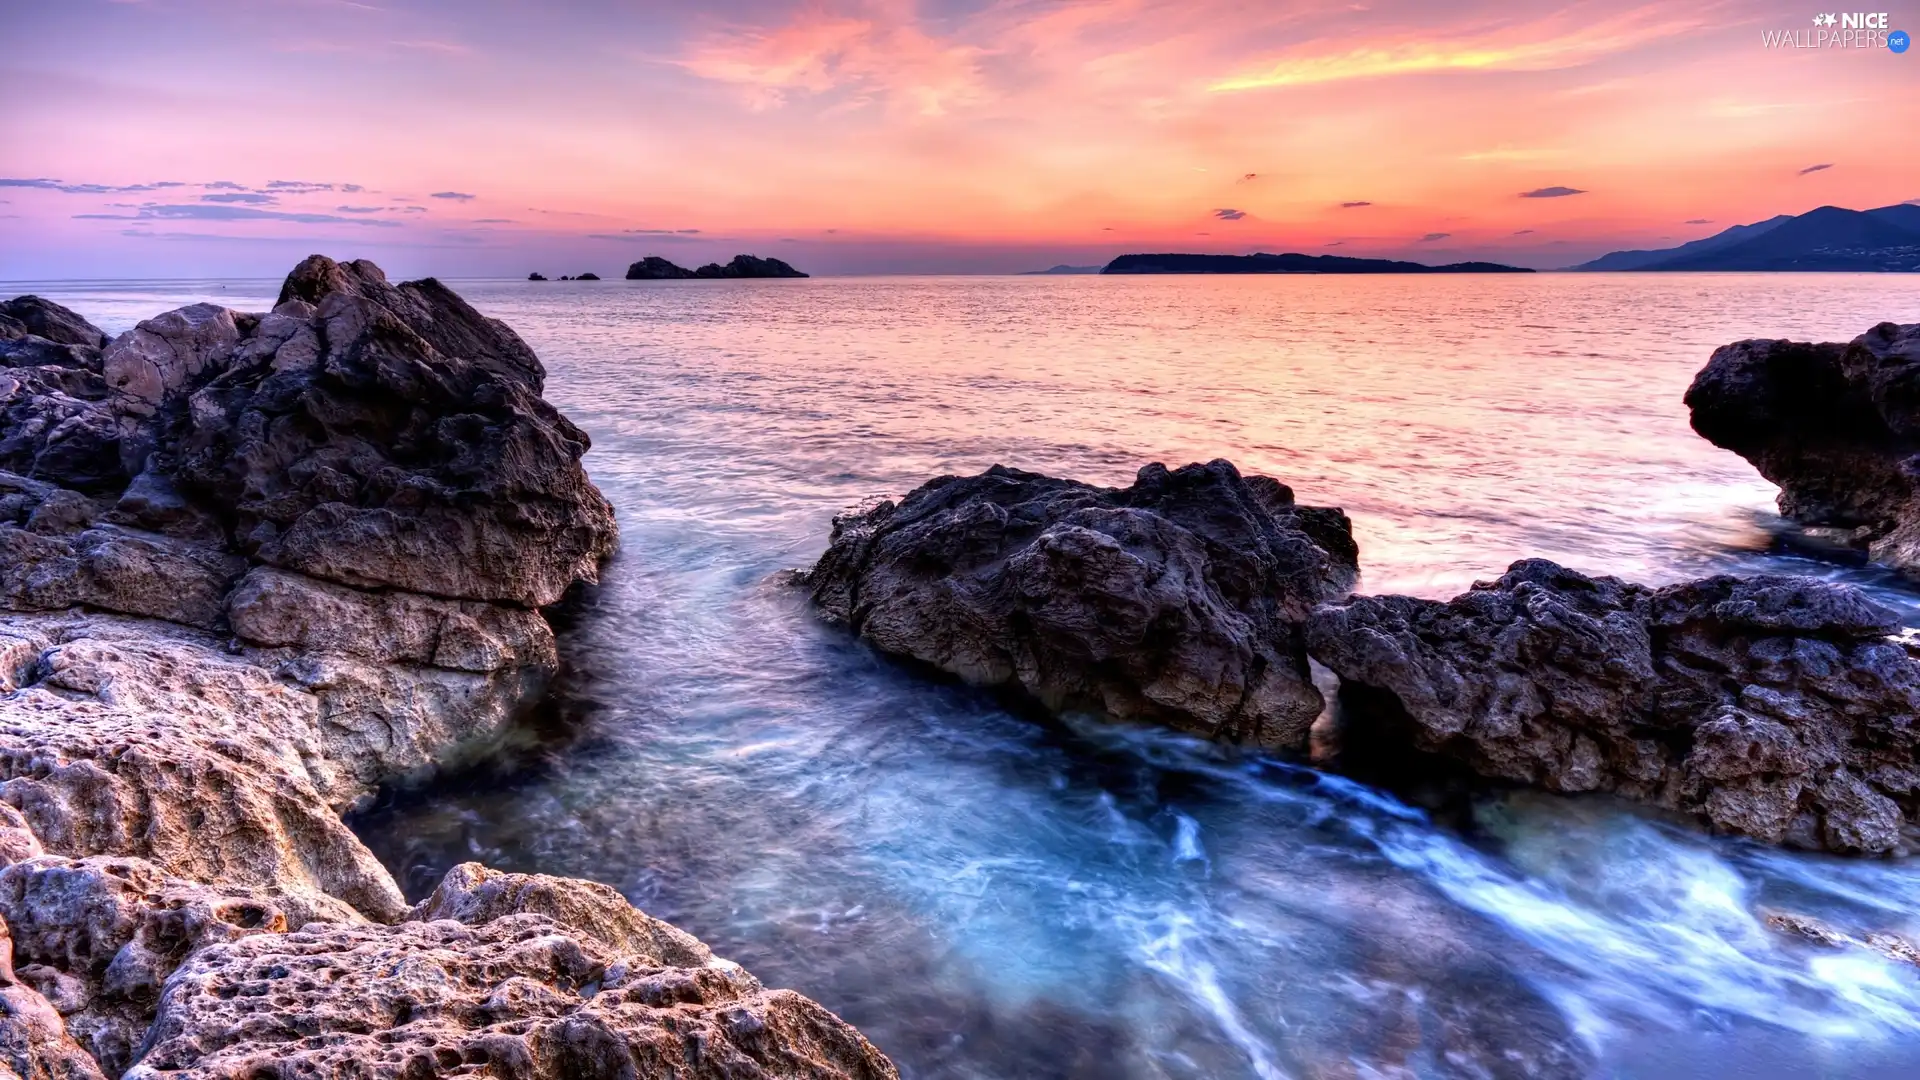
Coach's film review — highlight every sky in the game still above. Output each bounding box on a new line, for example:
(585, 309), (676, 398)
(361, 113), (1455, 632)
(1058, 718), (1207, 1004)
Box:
(2, 0), (1916, 277)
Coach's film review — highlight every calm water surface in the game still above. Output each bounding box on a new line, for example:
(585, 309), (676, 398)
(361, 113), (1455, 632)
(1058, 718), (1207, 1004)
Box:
(27, 272), (1920, 1079)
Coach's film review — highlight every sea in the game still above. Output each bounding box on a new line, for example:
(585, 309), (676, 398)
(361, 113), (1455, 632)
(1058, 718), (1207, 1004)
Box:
(20, 271), (1920, 1079)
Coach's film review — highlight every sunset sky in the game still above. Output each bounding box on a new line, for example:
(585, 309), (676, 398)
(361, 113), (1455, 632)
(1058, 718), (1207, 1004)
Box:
(4, 0), (1916, 277)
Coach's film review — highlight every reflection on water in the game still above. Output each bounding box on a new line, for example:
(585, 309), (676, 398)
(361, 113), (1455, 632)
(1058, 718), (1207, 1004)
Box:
(27, 272), (1920, 1078)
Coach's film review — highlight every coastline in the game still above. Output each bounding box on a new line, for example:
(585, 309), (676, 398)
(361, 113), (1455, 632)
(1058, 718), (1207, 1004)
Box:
(0, 259), (897, 1078)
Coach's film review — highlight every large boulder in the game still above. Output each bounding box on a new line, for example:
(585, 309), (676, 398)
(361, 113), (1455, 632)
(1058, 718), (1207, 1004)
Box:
(805, 460), (1358, 747)
(1307, 559), (1920, 854)
(0, 298), (109, 351)
(1686, 321), (1920, 571)
(157, 255), (619, 606)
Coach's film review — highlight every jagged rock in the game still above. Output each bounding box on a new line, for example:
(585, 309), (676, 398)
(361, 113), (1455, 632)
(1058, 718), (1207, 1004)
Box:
(1307, 559), (1920, 854)
(625, 256), (698, 280)
(574, 272), (600, 281)
(805, 460), (1358, 747)
(0, 524), (245, 629)
(0, 367), (124, 497)
(527, 273), (548, 282)
(0, 299), (108, 351)
(227, 567), (555, 673)
(1, 909), (106, 1080)
(152, 255), (619, 606)
(100, 305), (246, 414)
(125, 865), (898, 1080)
(693, 255), (808, 279)
(1687, 321), (1920, 572)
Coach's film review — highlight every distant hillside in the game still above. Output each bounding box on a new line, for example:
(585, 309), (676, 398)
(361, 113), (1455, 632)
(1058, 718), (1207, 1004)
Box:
(1576, 205), (1920, 271)
(1021, 264), (1103, 275)
(1101, 252), (1532, 274)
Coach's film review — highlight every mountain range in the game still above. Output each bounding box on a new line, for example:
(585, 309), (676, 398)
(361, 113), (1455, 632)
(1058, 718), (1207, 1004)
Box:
(1576, 204), (1920, 271)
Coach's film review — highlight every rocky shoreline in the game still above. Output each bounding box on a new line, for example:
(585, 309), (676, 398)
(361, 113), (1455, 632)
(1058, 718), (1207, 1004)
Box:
(804, 322), (1920, 858)
(0, 259), (894, 1078)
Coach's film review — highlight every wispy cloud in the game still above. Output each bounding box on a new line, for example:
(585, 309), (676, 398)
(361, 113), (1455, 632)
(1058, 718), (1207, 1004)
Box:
(201, 192), (277, 204)
(1511, 228), (1535, 235)
(266, 179), (337, 191)
(1212, 208), (1246, 220)
(2, 178), (186, 194)
(471, 217), (514, 224)
(1419, 232), (1451, 241)
(1210, 7), (1697, 91)
(1797, 163), (1833, 175)
(336, 205), (385, 213)
(675, 5), (988, 116)
(1684, 218), (1713, 224)
(76, 204), (401, 227)
(431, 191), (476, 201)
(1520, 186), (1586, 198)
(1339, 200), (1372, 208)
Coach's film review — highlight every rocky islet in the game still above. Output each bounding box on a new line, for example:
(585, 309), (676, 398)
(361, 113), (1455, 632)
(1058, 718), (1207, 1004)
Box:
(804, 322), (1920, 857)
(0, 258), (895, 1079)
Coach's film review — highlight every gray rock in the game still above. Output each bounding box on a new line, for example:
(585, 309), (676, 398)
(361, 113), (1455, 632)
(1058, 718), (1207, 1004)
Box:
(0, 526), (245, 629)
(227, 567), (555, 673)
(805, 459), (1357, 747)
(1307, 560), (1920, 854)
(163, 255), (618, 606)
(0, 300), (108, 352)
(1687, 321), (1920, 573)
(100, 305), (245, 413)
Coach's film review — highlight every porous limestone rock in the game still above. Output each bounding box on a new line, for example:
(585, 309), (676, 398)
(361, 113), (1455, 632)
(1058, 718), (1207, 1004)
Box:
(1307, 559), (1920, 854)
(806, 459), (1358, 747)
(0, 855), (320, 1076)
(1, 908), (106, 1080)
(1687, 321), (1920, 573)
(126, 865), (897, 1080)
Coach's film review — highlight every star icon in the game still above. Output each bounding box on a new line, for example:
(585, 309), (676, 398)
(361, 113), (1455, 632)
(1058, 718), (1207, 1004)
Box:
(1814, 13), (1823, 22)
(1825, 13), (1838, 25)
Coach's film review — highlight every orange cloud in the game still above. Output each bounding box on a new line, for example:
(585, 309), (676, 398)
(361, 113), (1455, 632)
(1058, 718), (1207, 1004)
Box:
(1210, 6), (1705, 90)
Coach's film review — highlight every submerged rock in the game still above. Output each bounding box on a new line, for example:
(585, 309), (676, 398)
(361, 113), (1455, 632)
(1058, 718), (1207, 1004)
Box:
(1307, 559), (1920, 854)
(805, 460), (1358, 747)
(1687, 321), (1920, 572)
(0, 260), (896, 1078)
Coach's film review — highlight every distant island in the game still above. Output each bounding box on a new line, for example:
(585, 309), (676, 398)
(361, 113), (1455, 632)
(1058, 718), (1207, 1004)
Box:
(626, 254), (809, 279)
(1576, 203), (1920, 271)
(1100, 252), (1533, 274)
(1021, 264), (1103, 275)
